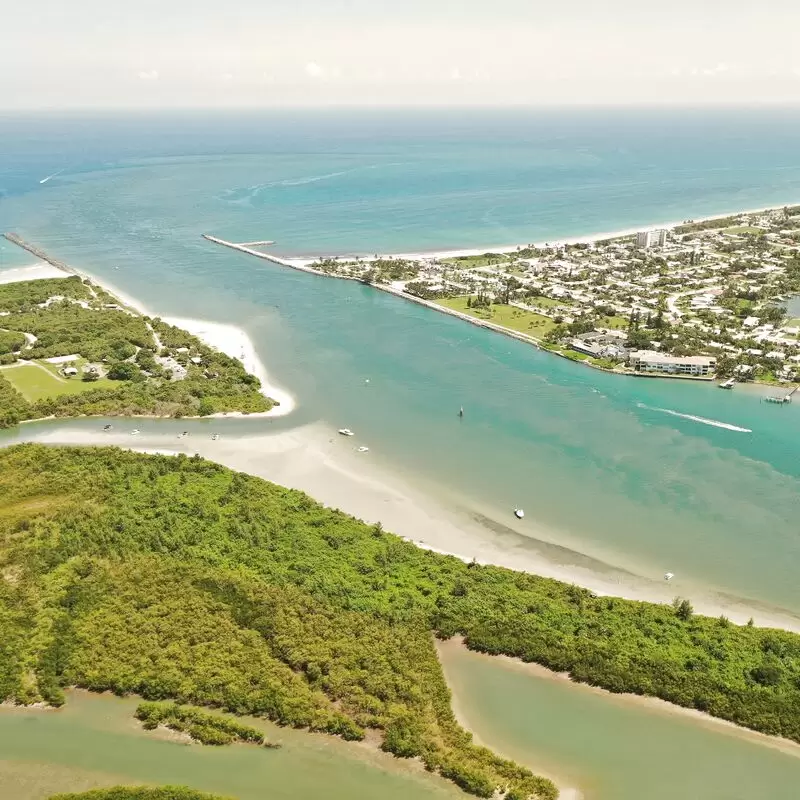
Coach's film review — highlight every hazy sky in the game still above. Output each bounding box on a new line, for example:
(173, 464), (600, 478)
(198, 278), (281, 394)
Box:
(4, 0), (800, 108)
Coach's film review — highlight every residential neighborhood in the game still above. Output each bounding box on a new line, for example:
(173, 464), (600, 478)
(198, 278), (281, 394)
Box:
(307, 205), (800, 384)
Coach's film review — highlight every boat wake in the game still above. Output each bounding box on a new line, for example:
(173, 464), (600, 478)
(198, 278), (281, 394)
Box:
(39, 169), (65, 184)
(636, 403), (752, 433)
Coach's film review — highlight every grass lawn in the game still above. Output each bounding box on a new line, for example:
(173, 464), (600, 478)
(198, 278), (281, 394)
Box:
(598, 314), (629, 330)
(1, 362), (117, 403)
(442, 253), (510, 268)
(437, 297), (556, 338)
(723, 226), (765, 235)
(528, 295), (572, 310)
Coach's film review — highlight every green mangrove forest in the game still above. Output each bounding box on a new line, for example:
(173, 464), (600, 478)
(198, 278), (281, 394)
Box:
(134, 701), (276, 747)
(2, 445), (800, 799)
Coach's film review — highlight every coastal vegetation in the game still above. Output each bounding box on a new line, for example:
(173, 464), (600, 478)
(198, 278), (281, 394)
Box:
(50, 789), (231, 800)
(437, 296), (556, 338)
(134, 701), (276, 747)
(3, 446), (800, 798)
(0, 277), (272, 427)
(243, 206), (800, 386)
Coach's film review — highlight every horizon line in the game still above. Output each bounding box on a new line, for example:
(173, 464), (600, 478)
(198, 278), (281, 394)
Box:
(3, 101), (800, 115)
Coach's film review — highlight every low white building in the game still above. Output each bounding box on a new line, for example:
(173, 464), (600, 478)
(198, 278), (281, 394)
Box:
(629, 350), (716, 376)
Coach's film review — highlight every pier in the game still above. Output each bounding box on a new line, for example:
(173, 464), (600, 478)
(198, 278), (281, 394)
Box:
(202, 234), (367, 282)
(3, 232), (81, 277)
(202, 235), (299, 269)
(764, 386), (797, 405)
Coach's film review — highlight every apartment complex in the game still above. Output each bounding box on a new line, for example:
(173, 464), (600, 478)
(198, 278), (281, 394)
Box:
(635, 229), (668, 249)
(629, 350), (716, 376)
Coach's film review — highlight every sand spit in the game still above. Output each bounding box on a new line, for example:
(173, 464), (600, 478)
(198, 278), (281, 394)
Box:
(162, 316), (295, 417)
(17, 421), (800, 635)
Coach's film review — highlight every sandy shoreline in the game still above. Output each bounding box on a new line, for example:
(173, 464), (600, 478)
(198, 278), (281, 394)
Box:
(282, 201), (800, 263)
(11, 419), (800, 635)
(0, 262), (70, 284)
(0, 261), (296, 418)
(162, 316), (295, 417)
(5, 231), (800, 632)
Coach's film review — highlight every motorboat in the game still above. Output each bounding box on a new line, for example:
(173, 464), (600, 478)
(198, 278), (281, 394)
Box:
(338, 428), (355, 436)
(514, 508), (525, 519)
(664, 572), (675, 581)
(130, 429), (140, 435)
(103, 424), (113, 431)
(357, 446), (369, 453)
(211, 433), (219, 441)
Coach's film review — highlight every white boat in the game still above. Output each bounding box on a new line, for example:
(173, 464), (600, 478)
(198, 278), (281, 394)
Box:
(130, 429), (140, 435)
(211, 434), (219, 441)
(357, 446), (369, 453)
(338, 428), (355, 436)
(664, 572), (675, 581)
(514, 508), (525, 519)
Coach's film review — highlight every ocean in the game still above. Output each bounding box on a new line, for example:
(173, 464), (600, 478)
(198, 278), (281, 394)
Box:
(1, 107), (800, 617)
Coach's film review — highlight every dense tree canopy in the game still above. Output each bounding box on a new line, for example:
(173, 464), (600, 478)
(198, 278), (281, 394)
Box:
(0, 278), (272, 426)
(3, 445), (800, 798)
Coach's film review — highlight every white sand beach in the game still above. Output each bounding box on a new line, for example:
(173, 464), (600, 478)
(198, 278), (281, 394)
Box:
(0, 263), (69, 284)
(282, 201), (800, 265)
(163, 316), (295, 416)
(18, 420), (800, 635)
(0, 257), (295, 417)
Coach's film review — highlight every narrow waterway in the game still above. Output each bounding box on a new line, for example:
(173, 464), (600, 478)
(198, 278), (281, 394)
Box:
(437, 640), (800, 800)
(0, 691), (462, 800)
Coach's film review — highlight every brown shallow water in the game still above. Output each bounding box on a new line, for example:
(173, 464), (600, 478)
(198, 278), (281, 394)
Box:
(437, 639), (800, 800)
(0, 690), (462, 800)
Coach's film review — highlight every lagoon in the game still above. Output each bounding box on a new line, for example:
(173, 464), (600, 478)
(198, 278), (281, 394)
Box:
(437, 641), (800, 800)
(0, 691), (461, 800)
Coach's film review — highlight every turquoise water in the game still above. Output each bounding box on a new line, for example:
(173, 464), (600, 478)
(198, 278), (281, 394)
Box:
(1, 108), (800, 614)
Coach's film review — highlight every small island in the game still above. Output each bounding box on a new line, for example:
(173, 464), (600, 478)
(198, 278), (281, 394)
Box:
(208, 205), (800, 388)
(0, 273), (274, 429)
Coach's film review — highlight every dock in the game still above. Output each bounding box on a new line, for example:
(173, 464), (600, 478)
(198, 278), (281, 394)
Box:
(764, 386), (797, 405)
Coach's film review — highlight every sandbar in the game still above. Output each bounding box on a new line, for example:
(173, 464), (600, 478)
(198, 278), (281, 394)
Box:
(14, 419), (800, 635)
